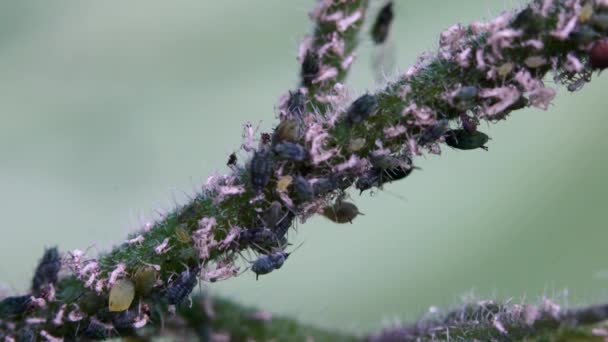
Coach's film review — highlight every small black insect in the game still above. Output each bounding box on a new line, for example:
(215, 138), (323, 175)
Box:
(371, 2), (394, 44)
(293, 176), (313, 202)
(112, 309), (138, 330)
(312, 177), (336, 196)
(250, 149), (274, 193)
(418, 119), (449, 145)
(331, 173), (355, 191)
(273, 142), (307, 162)
(84, 318), (113, 340)
(451, 86), (479, 110)
(287, 90), (306, 118)
(227, 153), (237, 167)
(274, 211), (295, 240)
(165, 267), (200, 305)
(346, 94), (378, 126)
(251, 251), (290, 280)
(301, 51), (320, 87)
(0, 295), (32, 318)
(31, 247), (61, 296)
(322, 201), (363, 224)
(355, 169), (381, 193)
(445, 129), (489, 150)
(15, 327), (35, 342)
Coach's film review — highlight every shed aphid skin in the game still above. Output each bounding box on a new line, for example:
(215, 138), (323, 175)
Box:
(165, 267), (200, 306)
(322, 200), (364, 224)
(301, 51), (320, 87)
(31, 247), (61, 297)
(445, 129), (490, 150)
(249, 148), (274, 193)
(346, 94), (378, 125)
(273, 142), (307, 162)
(371, 2), (394, 45)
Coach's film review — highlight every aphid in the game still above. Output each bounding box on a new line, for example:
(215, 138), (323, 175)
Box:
(451, 86), (478, 110)
(112, 309), (138, 330)
(590, 13), (608, 31)
(251, 251), (290, 280)
(83, 318), (113, 340)
(301, 51), (320, 87)
(16, 327), (35, 342)
(311, 177), (337, 196)
(249, 149), (274, 193)
(293, 175), (313, 202)
(322, 201), (363, 224)
(331, 173), (355, 191)
(445, 129), (489, 150)
(273, 142), (307, 161)
(0, 295), (32, 318)
(286, 90), (306, 117)
(165, 267), (200, 305)
(260, 133), (271, 146)
(460, 113), (478, 133)
(237, 227), (276, 247)
(263, 201), (285, 229)
(274, 211), (295, 240)
(570, 25), (601, 46)
(276, 175), (293, 192)
(134, 266), (158, 296)
(346, 94), (378, 125)
(31, 247), (61, 297)
(175, 225), (192, 243)
(226, 153), (237, 167)
(418, 119), (449, 145)
(355, 169), (381, 193)
(108, 279), (135, 312)
(273, 119), (302, 144)
(371, 2), (394, 44)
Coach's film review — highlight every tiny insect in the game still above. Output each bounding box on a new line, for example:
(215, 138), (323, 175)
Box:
(165, 267), (200, 305)
(226, 153), (237, 167)
(16, 327), (35, 342)
(274, 211), (295, 240)
(322, 201), (364, 224)
(287, 90), (306, 117)
(175, 225), (192, 243)
(112, 309), (138, 330)
(293, 175), (313, 202)
(355, 169), (381, 193)
(251, 251), (290, 280)
(451, 86), (479, 110)
(0, 295), (32, 318)
(273, 142), (307, 162)
(301, 51), (320, 87)
(263, 201), (285, 229)
(371, 2), (394, 44)
(418, 119), (449, 145)
(249, 149), (274, 193)
(31, 246), (61, 296)
(84, 318), (114, 340)
(134, 266), (158, 296)
(445, 129), (489, 150)
(346, 94), (378, 126)
(273, 119), (302, 144)
(109, 278), (135, 312)
(459, 113), (478, 133)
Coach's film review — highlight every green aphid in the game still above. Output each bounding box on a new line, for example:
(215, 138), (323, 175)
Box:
(175, 225), (191, 243)
(322, 201), (364, 224)
(134, 266), (158, 296)
(445, 129), (489, 150)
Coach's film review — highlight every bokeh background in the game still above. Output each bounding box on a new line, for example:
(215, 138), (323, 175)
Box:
(1, 0), (607, 335)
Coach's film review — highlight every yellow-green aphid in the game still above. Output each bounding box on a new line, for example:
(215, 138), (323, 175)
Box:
(134, 266), (158, 296)
(109, 279), (135, 312)
(322, 201), (364, 224)
(274, 119), (302, 143)
(175, 225), (191, 243)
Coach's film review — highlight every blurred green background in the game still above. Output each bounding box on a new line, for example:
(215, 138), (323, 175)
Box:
(1, 0), (607, 335)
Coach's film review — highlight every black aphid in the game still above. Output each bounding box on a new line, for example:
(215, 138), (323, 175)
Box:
(287, 90), (306, 117)
(451, 86), (478, 110)
(166, 267), (200, 305)
(31, 246), (61, 296)
(0, 295), (32, 318)
(250, 149), (274, 193)
(227, 153), (237, 167)
(355, 169), (381, 193)
(445, 129), (489, 150)
(312, 177), (336, 196)
(112, 309), (138, 330)
(322, 201), (363, 224)
(274, 211), (295, 240)
(16, 327), (35, 342)
(371, 2), (394, 44)
(301, 51), (320, 87)
(84, 319), (113, 340)
(251, 251), (290, 280)
(273, 142), (307, 161)
(238, 227), (284, 252)
(293, 175), (313, 202)
(346, 94), (378, 125)
(418, 119), (449, 145)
